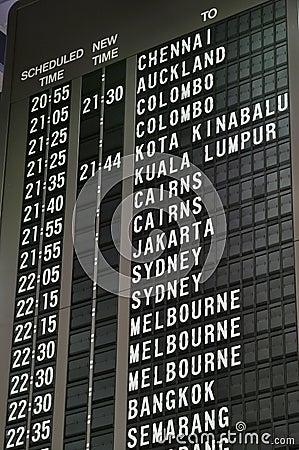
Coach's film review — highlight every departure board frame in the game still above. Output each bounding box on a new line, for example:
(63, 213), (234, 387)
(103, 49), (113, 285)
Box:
(1, 0), (299, 449)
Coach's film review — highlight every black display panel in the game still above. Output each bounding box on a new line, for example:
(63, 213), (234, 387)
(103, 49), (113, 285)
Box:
(1, 0), (299, 450)
(127, 1), (299, 448)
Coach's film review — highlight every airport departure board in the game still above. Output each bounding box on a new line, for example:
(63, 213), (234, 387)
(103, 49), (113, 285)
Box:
(1, 0), (299, 449)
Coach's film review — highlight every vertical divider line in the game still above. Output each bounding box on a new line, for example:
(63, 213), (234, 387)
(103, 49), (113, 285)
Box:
(25, 94), (52, 450)
(113, 56), (137, 450)
(51, 78), (82, 450)
(85, 68), (106, 450)
(287, 0), (299, 356)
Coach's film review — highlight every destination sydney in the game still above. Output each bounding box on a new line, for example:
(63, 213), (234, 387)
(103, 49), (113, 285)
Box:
(127, 13), (286, 449)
